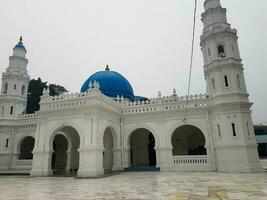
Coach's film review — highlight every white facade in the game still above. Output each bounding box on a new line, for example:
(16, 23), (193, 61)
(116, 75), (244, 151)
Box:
(0, 0), (263, 177)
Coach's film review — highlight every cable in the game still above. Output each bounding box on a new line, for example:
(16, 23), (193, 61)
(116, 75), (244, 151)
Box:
(184, 0), (198, 122)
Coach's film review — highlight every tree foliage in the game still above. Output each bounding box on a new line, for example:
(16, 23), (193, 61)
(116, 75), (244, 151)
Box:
(26, 78), (68, 114)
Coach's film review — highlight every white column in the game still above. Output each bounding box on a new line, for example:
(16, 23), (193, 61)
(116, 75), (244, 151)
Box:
(31, 150), (53, 176)
(122, 148), (131, 168)
(156, 146), (172, 171)
(112, 148), (122, 171)
(77, 146), (104, 177)
(65, 150), (71, 173)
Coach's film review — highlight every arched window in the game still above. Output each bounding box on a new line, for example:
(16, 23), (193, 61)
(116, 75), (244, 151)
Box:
(246, 122), (251, 136)
(232, 123), (237, 137)
(19, 137), (35, 160)
(14, 84), (17, 90)
(171, 125), (206, 156)
(217, 125), (222, 138)
(10, 106), (13, 115)
(237, 75), (241, 88)
(212, 78), (215, 90)
(224, 75), (229, 87)
(5, 139), (9, 148)
(21, 85), (26, 95)
(218, 45), (225, 58)
(3, 83), (8, 94)
(208, 48), (211, 56)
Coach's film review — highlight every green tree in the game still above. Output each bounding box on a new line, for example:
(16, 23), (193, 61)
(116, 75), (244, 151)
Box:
(49, 84), (68, 97)
(26, 78), (68, 114)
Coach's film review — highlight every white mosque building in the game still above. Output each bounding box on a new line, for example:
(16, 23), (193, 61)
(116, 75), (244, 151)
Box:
(0, 0), (263, 177)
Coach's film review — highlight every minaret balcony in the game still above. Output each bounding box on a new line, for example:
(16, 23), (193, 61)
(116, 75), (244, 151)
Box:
(204, 56), (242, 70)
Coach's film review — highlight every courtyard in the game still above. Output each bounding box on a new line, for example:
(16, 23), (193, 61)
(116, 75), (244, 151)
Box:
(0, 172), (267, 200)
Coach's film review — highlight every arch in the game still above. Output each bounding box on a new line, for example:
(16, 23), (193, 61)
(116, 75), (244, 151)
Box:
(21, 84), (26, 95)
(167, 121), (209, 147)
(125, 124), (159, 149)
(103, 127), (114, 173)
(128, 128), (157, 167)
(46, 121), (84, 151)
(51, 134), (68, 171)
(98, 124), (119, 148)
(18, 136), (35, 160)
(3, 82), (8, 94)
(49, 126), (81, 175)
(218, 44), (225, 58)
(171, 125), (207, 156)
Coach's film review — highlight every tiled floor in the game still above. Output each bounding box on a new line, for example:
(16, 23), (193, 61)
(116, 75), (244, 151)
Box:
(0, 172), (267, 200)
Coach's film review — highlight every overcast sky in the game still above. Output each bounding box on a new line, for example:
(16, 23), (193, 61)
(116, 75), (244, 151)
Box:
(0, 0), (266, 123)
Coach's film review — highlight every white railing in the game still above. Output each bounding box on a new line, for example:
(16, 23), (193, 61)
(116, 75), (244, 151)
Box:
(172, 155), (208, 165)
(17, 114), (38, 125)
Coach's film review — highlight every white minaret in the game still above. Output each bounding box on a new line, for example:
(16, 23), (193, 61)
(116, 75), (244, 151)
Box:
(0, 37), (30, 117)
(201, 0), (263, 172)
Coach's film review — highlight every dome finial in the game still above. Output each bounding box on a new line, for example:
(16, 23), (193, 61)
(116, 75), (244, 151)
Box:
(19, 36), (23, 44)
(105, 64), (110, 71)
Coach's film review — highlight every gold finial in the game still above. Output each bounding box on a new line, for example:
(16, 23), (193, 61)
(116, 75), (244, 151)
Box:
(19, 36), (23, 44)
(105, 64), (110, 71)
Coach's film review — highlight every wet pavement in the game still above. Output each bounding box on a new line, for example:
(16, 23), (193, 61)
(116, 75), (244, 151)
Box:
(0, 172), (267, 200)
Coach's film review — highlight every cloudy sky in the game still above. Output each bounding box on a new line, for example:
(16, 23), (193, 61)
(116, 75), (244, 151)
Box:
(0, 0), (266, 123)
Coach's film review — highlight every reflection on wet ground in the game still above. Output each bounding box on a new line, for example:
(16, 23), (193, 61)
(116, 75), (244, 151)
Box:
(0, 172), (267, 200)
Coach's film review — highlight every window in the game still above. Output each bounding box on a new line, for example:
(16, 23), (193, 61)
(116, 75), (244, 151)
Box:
(246, 122), (251, 136)
(212, 79), (216, 89)
(232, 123), (237, 136)
(21, 85), (26, 95)
(1, 106), (4, 115)
(218, 45), (225, 58)
(224, 76), (229, 87)
(10, 106), (13, 115)
(208, 48), (211, 56)
(5, 139), (9, 148)
(237, 75), (241, 88)
(217, 125), (222, 138)
(3, 83), (8, 94)
(14, 84), (16, 90)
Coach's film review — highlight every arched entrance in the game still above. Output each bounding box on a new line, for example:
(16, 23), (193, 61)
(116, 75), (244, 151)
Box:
(18, 136), (35, 159)
(50, 126), (80, 175)
(51, 134), (68, 171)
(129, 128), (156, 168)
(171, 125), (206, 155)
(103, 127), (114, 173)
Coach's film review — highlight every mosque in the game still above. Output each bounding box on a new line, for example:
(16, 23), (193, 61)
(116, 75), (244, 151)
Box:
(0, 0), (263, 177)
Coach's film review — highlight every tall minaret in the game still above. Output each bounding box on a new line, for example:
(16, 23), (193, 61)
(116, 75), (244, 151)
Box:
(201, 0), (263, 172)
(0, 37), (30, 117)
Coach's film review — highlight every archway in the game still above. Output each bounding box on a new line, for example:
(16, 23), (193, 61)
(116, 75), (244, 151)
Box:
(50, 126), (80, 175)
(18, 136), (35, 159)
(51, 134), (68, 171)
(171, 125), (206, 156)
(103, 127), (114, 173)
(129, 128), (156, 167)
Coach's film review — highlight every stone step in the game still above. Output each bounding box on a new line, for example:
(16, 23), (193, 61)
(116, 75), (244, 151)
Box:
(124, 167), (160, 172)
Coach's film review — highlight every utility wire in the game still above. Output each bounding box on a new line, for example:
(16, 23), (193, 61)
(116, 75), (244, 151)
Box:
(184, 0), (198, 122)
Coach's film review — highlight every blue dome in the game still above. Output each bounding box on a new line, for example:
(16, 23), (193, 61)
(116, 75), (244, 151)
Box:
(14, 37), (26, 51)
(14, 43), (26, 50)
(81, 69), (135, 101)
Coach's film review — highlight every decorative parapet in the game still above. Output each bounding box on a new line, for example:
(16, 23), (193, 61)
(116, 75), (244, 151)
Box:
(17, 113), (38, 125)
(39, 86), (122, 113)
(122, 94), (208, 114)
(39, 85), (208, 116)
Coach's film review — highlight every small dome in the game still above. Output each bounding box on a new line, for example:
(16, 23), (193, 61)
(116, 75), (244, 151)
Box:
(81, 66), (135, 101)
(14, 43), (26, 49)
(14, 36), (26, 51)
